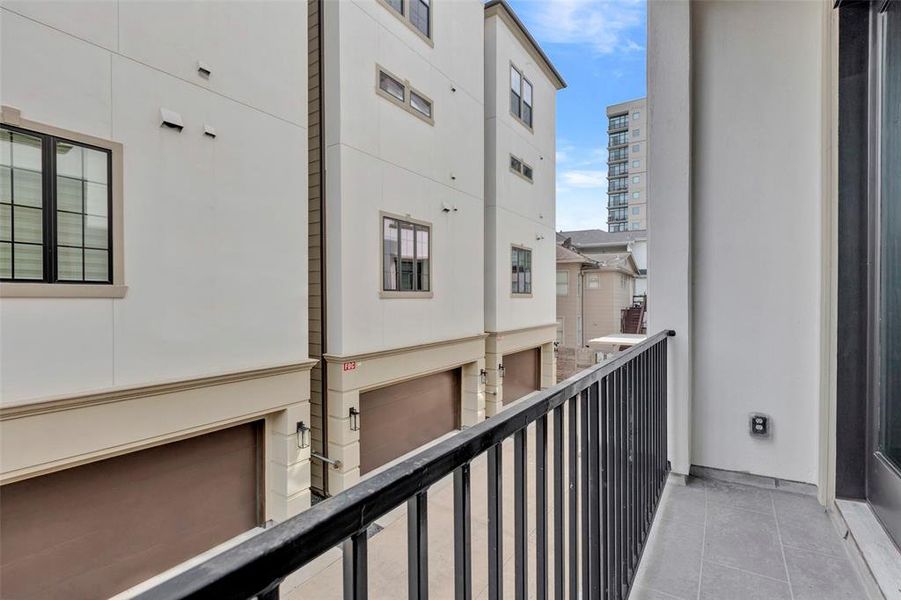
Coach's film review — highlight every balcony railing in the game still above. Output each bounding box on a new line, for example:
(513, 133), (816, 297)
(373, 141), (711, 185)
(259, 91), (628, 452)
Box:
(138, 331), (674, 600)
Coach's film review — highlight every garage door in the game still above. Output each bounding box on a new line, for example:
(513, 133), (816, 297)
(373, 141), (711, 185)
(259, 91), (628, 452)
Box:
(0, 421), (262, 600)
(503, 347), (541, 405)
(360, 368), (460, 474)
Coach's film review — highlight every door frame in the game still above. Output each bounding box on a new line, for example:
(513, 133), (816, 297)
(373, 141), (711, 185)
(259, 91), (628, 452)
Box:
(866, 0), (901, 546)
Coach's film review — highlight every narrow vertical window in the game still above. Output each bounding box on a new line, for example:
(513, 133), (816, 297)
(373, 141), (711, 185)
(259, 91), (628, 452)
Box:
(410, 0), (430, 37)
(383, 217), (399, 291)
(0, 130), (43, 280)
(510, 67), (522, 118)
(512, 247), (532, 294)
(386, 0), (403, 14)
(522, 79), (533, 127)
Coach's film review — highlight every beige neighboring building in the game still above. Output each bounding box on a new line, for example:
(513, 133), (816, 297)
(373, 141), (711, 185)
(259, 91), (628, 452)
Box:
(483, 0), (565, 416)
(0, 3), (311, 598)
(607, 97), (647, 232)
(556, 243), (639, 349)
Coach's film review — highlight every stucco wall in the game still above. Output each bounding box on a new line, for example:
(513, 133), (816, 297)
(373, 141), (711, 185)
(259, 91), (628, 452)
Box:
(484, 13), (557, 334)
(650, 0), (825, 484)
(323, 0), (485, 356)
(0, 2), (309, 402)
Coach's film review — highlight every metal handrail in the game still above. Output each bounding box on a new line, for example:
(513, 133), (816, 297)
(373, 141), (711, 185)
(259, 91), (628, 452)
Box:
(138, 330), (675, 600)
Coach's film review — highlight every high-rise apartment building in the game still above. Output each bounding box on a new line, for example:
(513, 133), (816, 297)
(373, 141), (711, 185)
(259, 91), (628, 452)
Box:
(606, 98), (647, 232)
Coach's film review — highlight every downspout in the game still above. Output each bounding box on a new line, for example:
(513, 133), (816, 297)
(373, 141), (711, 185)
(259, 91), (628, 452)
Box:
(318, 0), (329, 497)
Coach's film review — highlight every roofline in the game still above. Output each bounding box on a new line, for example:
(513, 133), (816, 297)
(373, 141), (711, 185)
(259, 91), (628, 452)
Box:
(484, 0), (566, 90)
(606, 97), (647, 116)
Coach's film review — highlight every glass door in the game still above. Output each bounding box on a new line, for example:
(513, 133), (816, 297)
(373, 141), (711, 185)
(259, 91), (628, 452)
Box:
(870, 0), (901, 547)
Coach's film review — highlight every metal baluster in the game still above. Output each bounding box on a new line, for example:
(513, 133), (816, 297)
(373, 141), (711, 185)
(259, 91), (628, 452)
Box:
(488, 443), (503, 600)
(408, 491), (429, 600)
(454, 465), (472, 600)
(568, 395), (578, 599)
(606, 371), (616, 600)
(587, 381), (601, 600)
(536, 415), (548, 600)
(580, 389), (590, 598)
(601, 375), (610, 600)
(343, 530), (368, 600)
(553, 405), (565, 600)
(514, 429), (528, 599)
(614, 367), (623, 600)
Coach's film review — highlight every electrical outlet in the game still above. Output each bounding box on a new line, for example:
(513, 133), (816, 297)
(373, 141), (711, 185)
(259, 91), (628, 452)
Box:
(750, 414), (769, 437)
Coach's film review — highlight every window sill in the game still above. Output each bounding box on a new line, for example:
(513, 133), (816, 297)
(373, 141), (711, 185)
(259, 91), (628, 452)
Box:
(0, 283), (128, 298)
(511, 293), (533, 298)
(380, 291), (434, 299)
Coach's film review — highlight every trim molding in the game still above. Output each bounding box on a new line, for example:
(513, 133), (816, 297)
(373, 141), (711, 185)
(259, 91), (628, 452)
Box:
(0, 359), (318, 421)
(486, 323), (557, 337)
(324, 333), (488, 363)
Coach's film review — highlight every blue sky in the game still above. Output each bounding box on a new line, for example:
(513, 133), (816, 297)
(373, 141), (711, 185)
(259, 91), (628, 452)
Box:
(505, 0), (647, 232)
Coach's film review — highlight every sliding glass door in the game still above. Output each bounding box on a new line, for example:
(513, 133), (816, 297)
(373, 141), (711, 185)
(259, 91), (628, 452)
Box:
(870, 0), (901, 547)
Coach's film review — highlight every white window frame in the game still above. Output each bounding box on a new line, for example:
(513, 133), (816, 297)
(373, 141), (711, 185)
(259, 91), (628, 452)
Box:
(556, 270), (569, 296)
(510, 62), (534, 131)
(376, 0), (433, 45)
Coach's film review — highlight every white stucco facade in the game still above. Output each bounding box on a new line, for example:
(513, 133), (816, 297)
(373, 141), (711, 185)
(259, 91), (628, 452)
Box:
(0, 1), (310, 401)
(649, 0), (830, 485)
(0, 0), (313, 526)
(323, 0), (486, 357)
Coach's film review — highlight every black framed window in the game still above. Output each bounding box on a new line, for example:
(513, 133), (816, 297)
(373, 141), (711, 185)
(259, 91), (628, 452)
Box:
(410, 0), (429, 37)
(0, 125), (112, 283)
(383, 216), (430, 292)
(511, 246), (532, 294)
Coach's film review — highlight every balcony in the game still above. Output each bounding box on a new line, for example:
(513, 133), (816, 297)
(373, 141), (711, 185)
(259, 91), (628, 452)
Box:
(134, 332), (867, 600)
(137, 333), (673, 600)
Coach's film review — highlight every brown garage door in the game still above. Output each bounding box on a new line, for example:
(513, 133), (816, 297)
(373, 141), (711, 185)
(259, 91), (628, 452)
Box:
(0, 421), (262, 600)
(503, 347), (541, 405)
(360, 368), (460, 474)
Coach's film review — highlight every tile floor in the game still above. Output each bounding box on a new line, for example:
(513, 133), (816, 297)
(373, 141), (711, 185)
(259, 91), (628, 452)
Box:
(282, 421), (868, 600)
(631, 477), (868, 600)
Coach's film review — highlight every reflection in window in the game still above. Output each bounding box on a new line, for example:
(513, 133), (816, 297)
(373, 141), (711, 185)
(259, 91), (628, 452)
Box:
(383, 216), (430, 292)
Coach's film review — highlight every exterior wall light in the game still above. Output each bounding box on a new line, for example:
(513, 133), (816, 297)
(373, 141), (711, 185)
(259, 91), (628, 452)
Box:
(349, 407), (361, 432)
(498, 363), (505, 378)
(296, 421), (311, 449)
(479, 368), (488, 385)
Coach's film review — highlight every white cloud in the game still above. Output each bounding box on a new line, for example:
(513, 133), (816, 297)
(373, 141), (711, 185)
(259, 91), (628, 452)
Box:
(559, 169), (606, 189)
(524, 0), (644, 55)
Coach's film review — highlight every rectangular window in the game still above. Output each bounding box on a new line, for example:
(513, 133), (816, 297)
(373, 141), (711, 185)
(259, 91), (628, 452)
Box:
(556, 318), (565, 344)
(521, 163), (533, 181)
(386, 0), (403, 14)
(609, 132), (629, 147)
(409, 0), (430, 38)
(632, 144), (640, 152)
(510, 155), (522, 173)
(510, 67), (522, 118)
(632, 191), (640, 199)
(510, 64), (534, 129)
(522, 79), (533, 127)
(587, 273), (600, 289)
(1, 125), (112, 284)
(632, 160), (640, 168)
(382, 216), (430, 293)
(632, 129), (640, 138)
(410, 91), (432, 118)
(608, 114), (628, 130)
(379, 70), (405, 102)
(556, 270), (568, 295)
(632, 111), (640, 120)
(630, 222), (640, 230)
(632, 175), (640, 184)
(632, 207), (640, 215)
(511, 246), (532, 294)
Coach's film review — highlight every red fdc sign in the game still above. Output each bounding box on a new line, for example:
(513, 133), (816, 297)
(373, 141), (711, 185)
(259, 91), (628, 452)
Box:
(343, 361), (357, 372)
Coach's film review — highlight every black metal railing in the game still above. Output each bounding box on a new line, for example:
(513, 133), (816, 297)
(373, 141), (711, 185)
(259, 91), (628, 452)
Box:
(138, 330), (673, 600)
